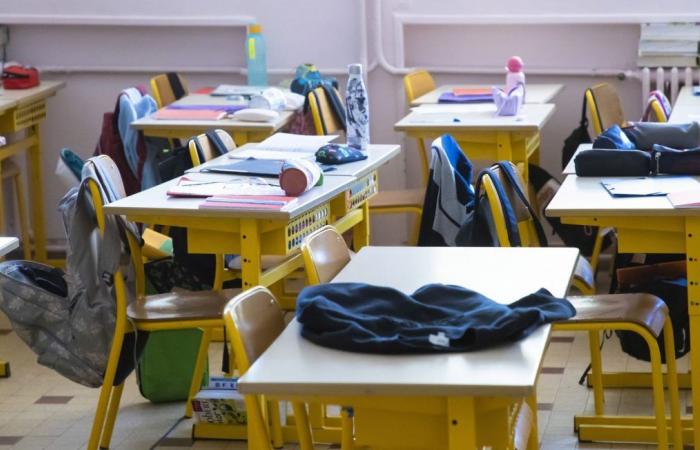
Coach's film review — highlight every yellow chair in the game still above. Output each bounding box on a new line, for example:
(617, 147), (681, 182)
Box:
(84, 155), (237, 450)
(644, 97), (670, 123)
(479, 163), (682, 449)
(403, 69), (435, 185)
(307, 87), (423, 245)
(585, 83), (626, 138)
(187, 129), (236, 166)
(301, 225), (351, 285)
(150, 72), (189, 108)
(224, 286), (353, 450)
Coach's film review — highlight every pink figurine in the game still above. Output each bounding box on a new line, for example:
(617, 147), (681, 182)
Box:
(505, 56), (525, 95)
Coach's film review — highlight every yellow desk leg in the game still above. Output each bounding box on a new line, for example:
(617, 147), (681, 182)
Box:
(496, 132), (513, 162)
(525, 392), (538, 450)
(232, 131), (250, 146)
(687, 216), (700, 449)
(240, 219), (262, 289)
(447, 397), (477, 450)
(352, 202), (370, 250)
(26, 124), (47, 262)
(0, 360), (10, 377)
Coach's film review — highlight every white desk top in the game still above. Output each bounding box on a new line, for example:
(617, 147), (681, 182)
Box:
(673, 86), (700, 109)
(394, 103), (555, 132)
(669, 86), (700, 123)
(0, 238), (19, 257)
(132, 93), (295, 132)
(411, 83), (564, 106)
(563, 143), (593, 175)
(546, 174), (700, 218)
(0, 81), (64, 110)
(105, 144), (402, 220)
(238, 246), (578, 398)
(104, 173), (354, 220)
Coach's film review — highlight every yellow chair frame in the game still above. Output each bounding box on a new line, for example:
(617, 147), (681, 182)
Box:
(84, 159), (222, 450)
(480, 168), (682, 449)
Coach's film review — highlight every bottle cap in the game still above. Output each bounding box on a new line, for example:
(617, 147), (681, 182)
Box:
(249, 23), (262, 34)
(348, 64), (363, 75)
(506, 56), (523, 73)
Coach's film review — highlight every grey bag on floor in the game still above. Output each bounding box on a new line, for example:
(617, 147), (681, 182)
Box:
(0, 159), (138, 387)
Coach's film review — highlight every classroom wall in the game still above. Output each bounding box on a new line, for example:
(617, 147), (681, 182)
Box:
(1, 0), (699, 247)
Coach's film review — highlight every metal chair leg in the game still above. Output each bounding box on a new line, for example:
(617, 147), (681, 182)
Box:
(185, 327), (211, 418)
(99, 382), (125, 449)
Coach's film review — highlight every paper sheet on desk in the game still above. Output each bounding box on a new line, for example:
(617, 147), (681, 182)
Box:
(255, 133), (337, 152)
(601, 176), (700, 197)
(411, 104), (497, 113)
(167, 175), (285, 197)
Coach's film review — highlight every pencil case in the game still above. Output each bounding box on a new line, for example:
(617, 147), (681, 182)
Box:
(624, 122), (700, 151)
(574, 149), (651, 176)
(652, 145), (700, 175)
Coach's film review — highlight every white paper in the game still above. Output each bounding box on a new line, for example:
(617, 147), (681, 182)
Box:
(253, 132), (338, 153)
(601, 176), (700, 197)
(168, 175), (285, 197)
(211, 85), (265, 96)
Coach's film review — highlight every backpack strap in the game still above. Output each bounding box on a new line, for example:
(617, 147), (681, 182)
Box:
(496, 162), (548, 247)
(166, 72), (186, 101)
(204, 130), (230, 157)
(473, 168), (521, 247)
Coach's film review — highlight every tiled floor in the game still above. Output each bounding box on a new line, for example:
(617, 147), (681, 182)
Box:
(0, 307), (689, 449)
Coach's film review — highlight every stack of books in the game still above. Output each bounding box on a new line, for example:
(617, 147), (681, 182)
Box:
(438, 88), (493, 104)
(638, 23), (700, 68)
(191, 377), (247, 425)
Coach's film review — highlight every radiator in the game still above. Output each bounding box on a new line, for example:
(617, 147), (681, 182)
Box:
(640, 67), (700, 106)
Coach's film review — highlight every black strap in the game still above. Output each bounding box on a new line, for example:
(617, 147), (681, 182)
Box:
(497, 162), (548, 247)
(205, 130), (230, 157)
(580, 92), (589, 127)
(166, 72), (186, 101)
(474, 168), (521, 247)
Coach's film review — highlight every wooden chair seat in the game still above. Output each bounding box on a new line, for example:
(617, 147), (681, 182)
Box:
(1, 160), (20, 179)
(127, 288), (239, 322)
(565, 293), (667, 337)
(369, 188), (424, 209)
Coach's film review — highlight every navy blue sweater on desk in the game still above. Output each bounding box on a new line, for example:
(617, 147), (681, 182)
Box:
(296, 283), (576, 354)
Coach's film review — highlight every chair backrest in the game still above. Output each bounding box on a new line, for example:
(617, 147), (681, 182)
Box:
(187, 129), (236, 166)
(308, 86), (344, 135)
(403, 69), (436, 103)
(150, 73), (189, 108)
(479, 162), (542, 248)
(585, 83), (625, 137)
(643, 91), (671, 123)
(84, 155), (145, 293)
(223, 286), (286, 373)
(300, 225), (352, 284)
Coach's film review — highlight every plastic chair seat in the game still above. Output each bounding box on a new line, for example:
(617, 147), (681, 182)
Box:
(369, 188), (424, 209)
(1, 160), (21, 179)
(565, 293), (667, 337)
(127, 288), (239, 323)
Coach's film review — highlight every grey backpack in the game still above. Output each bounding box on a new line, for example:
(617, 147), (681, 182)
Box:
(0, 157), (141, 387)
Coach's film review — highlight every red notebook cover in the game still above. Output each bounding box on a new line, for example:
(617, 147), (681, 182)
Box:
(153, 108), (225, 121)
(452, 88), (492, 97)
(194, 86), (215, 94)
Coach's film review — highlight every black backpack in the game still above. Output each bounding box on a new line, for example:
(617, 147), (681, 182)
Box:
(456, 162), (547, 247)
(562, 96), (592, 170)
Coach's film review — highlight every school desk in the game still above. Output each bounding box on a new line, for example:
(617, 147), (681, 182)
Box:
(131, 93), (296, 146)
(0, 236), (18, 377)
(410, 83), (564, 106)
(394, 103), (555, 181)
(546, 174), (700, 446)
(238, 246), (579, 450)
(0, 81), (65, 264)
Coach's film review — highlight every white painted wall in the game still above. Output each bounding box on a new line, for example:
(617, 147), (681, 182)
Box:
(1, 0), (699, 246)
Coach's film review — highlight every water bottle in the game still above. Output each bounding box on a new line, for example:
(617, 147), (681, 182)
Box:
(505, 56), (525, 95)
(346, 64), (370, 152)
(246, 24), (267, 86)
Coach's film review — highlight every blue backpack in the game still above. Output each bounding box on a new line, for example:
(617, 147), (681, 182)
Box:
(290, 63), (338, 97)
